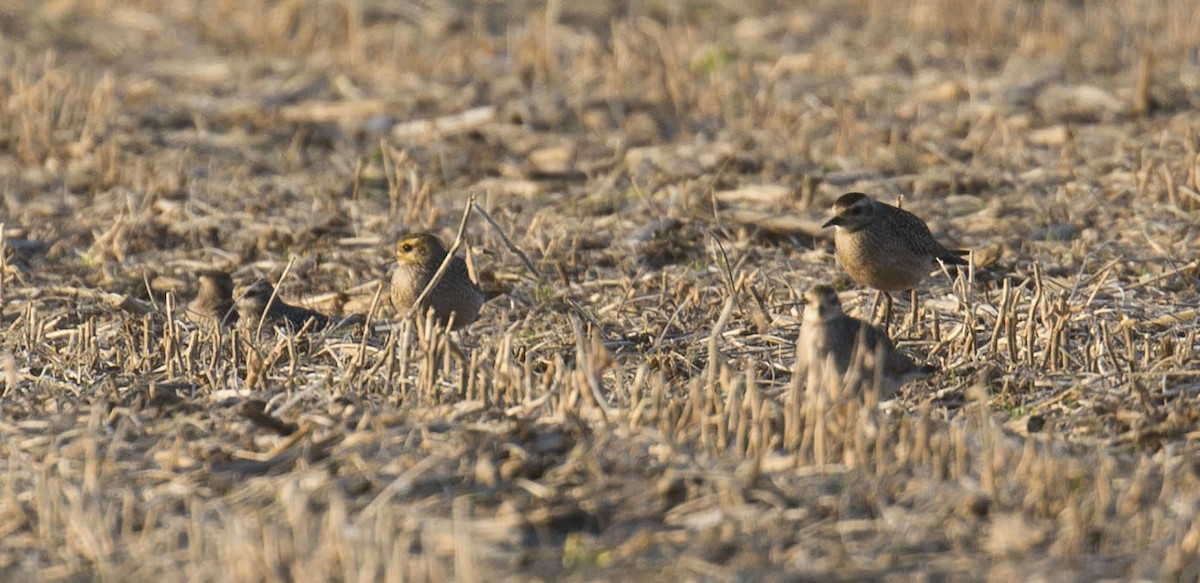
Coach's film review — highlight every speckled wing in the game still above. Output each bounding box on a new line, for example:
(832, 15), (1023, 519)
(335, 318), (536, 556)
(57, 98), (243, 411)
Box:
(890, 206), (969, 265)
(239, 293), (335, 333)
(823, 316), (861, 376)
(446, 256), (478, 293)
(856, 319), (935, 385)
(275, 303), (333, 331)
(188, 295), (236, 327)
(426, 256), (484, 326)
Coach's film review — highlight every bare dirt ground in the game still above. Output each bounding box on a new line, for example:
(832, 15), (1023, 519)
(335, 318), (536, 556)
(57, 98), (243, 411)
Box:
(1, 0), (1199, 580)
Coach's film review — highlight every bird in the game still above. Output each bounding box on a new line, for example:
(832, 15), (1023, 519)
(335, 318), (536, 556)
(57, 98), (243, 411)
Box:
(235, 279), (336, 332)
(821, 192), (968, 324)
(796, 284), (936, 398)
(187, 271), (237, 327)
(390, 233), (485, 330)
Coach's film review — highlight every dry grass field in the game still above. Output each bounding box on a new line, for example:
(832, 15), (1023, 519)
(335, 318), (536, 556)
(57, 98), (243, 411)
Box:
(1, 0), (1200, 580)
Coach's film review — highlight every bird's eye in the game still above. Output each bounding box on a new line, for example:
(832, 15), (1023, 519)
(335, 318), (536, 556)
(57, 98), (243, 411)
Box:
(401, 243), (413, 253)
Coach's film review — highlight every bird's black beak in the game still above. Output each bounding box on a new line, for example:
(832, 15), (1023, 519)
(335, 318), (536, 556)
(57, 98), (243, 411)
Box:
(821, 216), (843, 229)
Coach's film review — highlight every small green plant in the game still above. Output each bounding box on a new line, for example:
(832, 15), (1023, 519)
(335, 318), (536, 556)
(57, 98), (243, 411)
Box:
(562, 533), (612, 568)
(693, 44), (736, 76)
(534, 278), (558, 303)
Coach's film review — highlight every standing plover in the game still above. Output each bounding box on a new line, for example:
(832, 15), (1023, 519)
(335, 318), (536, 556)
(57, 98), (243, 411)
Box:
(796, 285), (935, 397)
(236, 279), (335, 332)
(187, 271), (237, 327)
(391, 233), (484, 330)
(822, 192), (968, 324)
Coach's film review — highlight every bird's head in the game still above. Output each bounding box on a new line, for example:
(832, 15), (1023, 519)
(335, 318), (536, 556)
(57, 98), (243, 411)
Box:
(395, 233), (448, 268)
(821, 192), (876, 232)
(236, 279), (276, 312)
(803, 284), (845, 323)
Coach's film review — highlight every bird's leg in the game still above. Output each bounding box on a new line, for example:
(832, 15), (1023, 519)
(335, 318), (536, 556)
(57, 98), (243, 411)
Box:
(867, 290), (882, 323)
(906, 289), (920, 336)
(884, 292), (894, 330)
(867, 290), (894, 330)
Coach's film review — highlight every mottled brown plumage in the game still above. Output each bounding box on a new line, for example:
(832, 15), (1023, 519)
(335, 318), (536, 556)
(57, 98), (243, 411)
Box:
(236, 280), (334, 332)
(187, 271), (237, 327)
(796, 285), (935, 396)
(822, 192), (968, 293)
(390, 233), (484, 330)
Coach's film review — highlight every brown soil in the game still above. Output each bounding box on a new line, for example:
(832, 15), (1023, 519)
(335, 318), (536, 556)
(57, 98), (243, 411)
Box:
(1, 0), (1199, 580)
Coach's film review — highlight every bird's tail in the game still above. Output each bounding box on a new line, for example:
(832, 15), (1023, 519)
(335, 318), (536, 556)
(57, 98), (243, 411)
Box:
(902, 363), (939, 383)
(941, 249), (970, 266)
